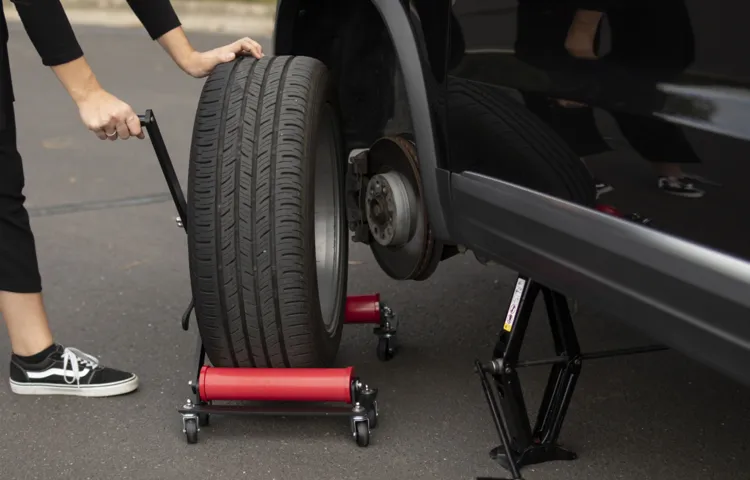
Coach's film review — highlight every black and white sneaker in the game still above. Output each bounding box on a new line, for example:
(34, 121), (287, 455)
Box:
(657, 176), (705, 198)
(9, 345), (139, 397)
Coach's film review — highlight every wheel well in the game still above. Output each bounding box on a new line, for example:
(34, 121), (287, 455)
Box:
(274, 0), (412, 152)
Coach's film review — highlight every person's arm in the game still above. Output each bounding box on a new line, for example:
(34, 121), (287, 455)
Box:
(127, 0), (263, 77)
(157, 28), (264, 78)
(12, 0), (263, 141)
(126, 0), (181, 40)
(12, 0), (106, 102)
(11, 0), (142, 140)
(50, 57), (142, 140)
(11, 0), (83, 67)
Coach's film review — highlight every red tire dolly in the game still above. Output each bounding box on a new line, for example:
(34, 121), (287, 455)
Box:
(179, 362), (379, 447)
(345, 293), (399, 361)
(176, 292), (394, 447)
(138, 111), (392, 447)
(596, 203), (653, 226)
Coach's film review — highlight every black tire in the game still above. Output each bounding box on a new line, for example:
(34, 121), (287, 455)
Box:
(187, 55), (348, 368)
(354, 421), (370, 447)
(184, 418), (198, 444)
(446, 78), (597, 207)
(367, 407), (378, 429)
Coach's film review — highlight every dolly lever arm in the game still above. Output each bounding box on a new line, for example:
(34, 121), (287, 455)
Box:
(139, 109), (195, 331)
(138, 109), (189, 229)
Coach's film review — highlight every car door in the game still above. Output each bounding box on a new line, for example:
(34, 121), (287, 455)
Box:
(441, 0), (750, 385)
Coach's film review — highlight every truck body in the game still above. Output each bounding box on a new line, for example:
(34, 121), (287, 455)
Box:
(271, 0), (750, 386)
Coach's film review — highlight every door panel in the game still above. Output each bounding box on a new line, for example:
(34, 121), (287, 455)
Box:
(445, 0), (750, 265)
(450, 169), (750, 386)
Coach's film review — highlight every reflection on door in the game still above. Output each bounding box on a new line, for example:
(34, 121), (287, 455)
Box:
(445, 0), (750, 264)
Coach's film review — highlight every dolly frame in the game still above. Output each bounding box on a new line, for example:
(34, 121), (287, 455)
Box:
(172, 294), (393, 446)
(476, 275), (669, 479)
(139, 110), (395, 447)
(177, 338), (380, 446)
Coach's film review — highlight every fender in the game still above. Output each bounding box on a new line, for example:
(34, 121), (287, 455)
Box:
(273, 0), (452, 241)
(271, 0), (297, 55)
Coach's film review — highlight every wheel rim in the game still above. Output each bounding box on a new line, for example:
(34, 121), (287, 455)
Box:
(313, 103), (344, 335)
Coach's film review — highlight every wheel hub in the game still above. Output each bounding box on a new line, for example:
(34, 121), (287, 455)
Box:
(365, 171), (418, 247)
(362, 136), (443, 281)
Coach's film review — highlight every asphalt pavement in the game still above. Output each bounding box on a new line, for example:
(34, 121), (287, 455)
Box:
(1, 24), (748, 480)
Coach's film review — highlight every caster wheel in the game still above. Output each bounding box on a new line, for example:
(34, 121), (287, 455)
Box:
(199, 413), (210, 427)
(376, 337), (396, 362)
(184, 418), (199, 444)
(367, 407), (378, 429)
(354, 421), (370, 447)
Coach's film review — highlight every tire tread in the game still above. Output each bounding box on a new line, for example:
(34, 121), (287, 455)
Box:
(187, 55), (345, 368)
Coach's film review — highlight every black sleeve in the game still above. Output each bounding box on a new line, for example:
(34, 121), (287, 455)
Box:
(126, 0), (182, 40)
(10, 0), (181, 68)
(11, 0), (84, 67)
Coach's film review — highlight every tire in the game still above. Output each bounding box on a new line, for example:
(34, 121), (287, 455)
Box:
(446, 78), (597, 206)
(187, 55), (348, 368)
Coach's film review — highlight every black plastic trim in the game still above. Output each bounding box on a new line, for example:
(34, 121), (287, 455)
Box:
(451, 171), (750, 387)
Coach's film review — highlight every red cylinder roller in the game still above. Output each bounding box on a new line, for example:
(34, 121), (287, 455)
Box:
(198, 366), (355, 403)
(345, 294), (382, 324)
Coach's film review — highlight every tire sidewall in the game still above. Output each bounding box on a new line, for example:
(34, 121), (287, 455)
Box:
(446, 79), (597, 207)
(301, 61), (349, 366)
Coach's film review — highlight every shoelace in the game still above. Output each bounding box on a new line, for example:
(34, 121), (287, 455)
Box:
(61, 347), (100, 386)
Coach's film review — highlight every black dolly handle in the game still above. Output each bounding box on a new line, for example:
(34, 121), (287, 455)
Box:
(138, 109), (188, 230)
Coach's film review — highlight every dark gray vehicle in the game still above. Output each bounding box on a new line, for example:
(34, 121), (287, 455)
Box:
(181, 0), (750, 477)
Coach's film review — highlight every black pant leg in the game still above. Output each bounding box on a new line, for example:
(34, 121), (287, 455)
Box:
(0, 43), (42, 294)
(613, 111), (702, 164)
(604, 1), (701, 165)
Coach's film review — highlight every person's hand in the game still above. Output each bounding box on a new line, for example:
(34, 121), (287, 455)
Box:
(565, 9), (602, 60)
(181, 37), (264, 78)
(76, 89), (143, 141)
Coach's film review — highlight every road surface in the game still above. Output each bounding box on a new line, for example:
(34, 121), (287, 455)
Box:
(0, 23), (748, 480)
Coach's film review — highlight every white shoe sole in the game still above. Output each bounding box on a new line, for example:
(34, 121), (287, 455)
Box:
(595, 186), (614, 198)
(9, 375), (139, 397)
(661, 189), (705, 198)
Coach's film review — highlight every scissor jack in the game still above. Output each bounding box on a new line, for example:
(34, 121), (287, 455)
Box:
(475, 276), (669, 479)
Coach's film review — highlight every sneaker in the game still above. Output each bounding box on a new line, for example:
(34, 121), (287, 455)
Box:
(594, 178), (614, 198)
(657, 176), (705, 198)
(9, 345), (138, 397)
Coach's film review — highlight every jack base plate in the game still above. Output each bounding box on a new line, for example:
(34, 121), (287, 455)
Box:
(490, 443), (577, 473)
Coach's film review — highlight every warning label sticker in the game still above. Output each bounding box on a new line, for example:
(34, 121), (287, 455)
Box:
(503, 277), (526, 332)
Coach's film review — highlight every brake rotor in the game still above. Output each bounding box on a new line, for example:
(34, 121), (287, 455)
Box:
(365, 136), (442, 281)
